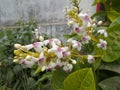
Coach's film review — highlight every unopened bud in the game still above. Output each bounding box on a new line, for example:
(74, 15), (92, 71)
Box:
(68, 21), (74, 26)
(92, 18), (96, 22)
(92, 23), (96, 28)
(13, 59), (19, 63)
(39, 36), (44, 41)
(26, 55), (32, 60)
(97, 21), (103, 25)
(21, 46), (27, 51)
(71, 59), (77, 64)
(14, 44), (21, 49)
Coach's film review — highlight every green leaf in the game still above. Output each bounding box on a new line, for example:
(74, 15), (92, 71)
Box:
(27, 77), (36, 88)
(99, 59), (120, 74)
(98, 76), (120, 90)
(106, 8), (120, 22)
(93, 58), (101, 70)
(52, 68), (69, 90)
(64, 33), (77, 38)
(0, 31), (5, 39)
(33, 72), (52, 87)
(64, 68), (96, 90)
(102, 17), (120, 62)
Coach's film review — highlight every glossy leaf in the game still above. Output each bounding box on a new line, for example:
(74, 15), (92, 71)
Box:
(98, 76), (120, 90)
(64, 68), (95, 90)
(102, 17), (120, 62)
(52, 68), (69, 90)
(106, 8), (120, 22)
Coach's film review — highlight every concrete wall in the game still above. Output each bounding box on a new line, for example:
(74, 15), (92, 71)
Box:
(0, 0), (96, 41)
(0, 0), (95, 26)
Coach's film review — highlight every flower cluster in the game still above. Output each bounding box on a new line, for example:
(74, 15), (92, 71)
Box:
(14, 37), (75, 72)
(13, 8), (108, 73)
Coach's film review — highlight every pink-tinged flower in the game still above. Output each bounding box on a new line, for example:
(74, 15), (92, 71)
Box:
(21, 60), (35, 68)
(97, 39), (107, 50)
(82, 36), (91, 44)
(98, 29), (108, 37)
(33, 42), (44, 52)
(74, 27), (82, 33)
(47, 61), (56, 71)
(38, 52), (46, 65)
(68, 40), (82, 51)
(72, 41), (82, 51)
(63, 63), (73, 72)
(48, 46), (70, 59)
(84, 15), (90, 21)
(55, 59), (63, 68)
(87, 55), (95, 64)
(49, 38), (61, 46)
(78, 13), (90, 21)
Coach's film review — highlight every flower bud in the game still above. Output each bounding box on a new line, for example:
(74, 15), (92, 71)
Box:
(68, 20), (74, 26)
(21, 46), (27, 51)
(72, 60), (77, 64)
(14, 44), (21, 49)
(13, 59), (19, 63)
(26, 55), (32, 60)
(97, 21), (103, 25)
(39, 36), (44, 41)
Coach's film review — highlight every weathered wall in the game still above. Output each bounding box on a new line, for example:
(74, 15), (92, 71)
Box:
(0, 0), (95, 26)
(0, 0), (95, 41)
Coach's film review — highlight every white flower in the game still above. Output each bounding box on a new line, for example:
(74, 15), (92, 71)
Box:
(25, 55), (38, 62)
(48, 46), (70, 59)
(67, 38), (73, 43)
(72, 41), (82, 51)
(63, 63), (73, 72)
(87, 55), (95, 64)
(97, 39), (107, 50)
(47, 61), (56, 71)
(34, 28), (39, 39)
(21, 60), (35, 68)
(38, 52), (46, 65)
(69, 40), (82, 51)
(87, 22), (92, 27)
(43, 40), (49, 46)
(82, 36), (91, 44)
(55, 59), (63, 68)
(33, 42), (44, 52)
(53, 38), (61, 46)
(98, 29), (108, 37)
